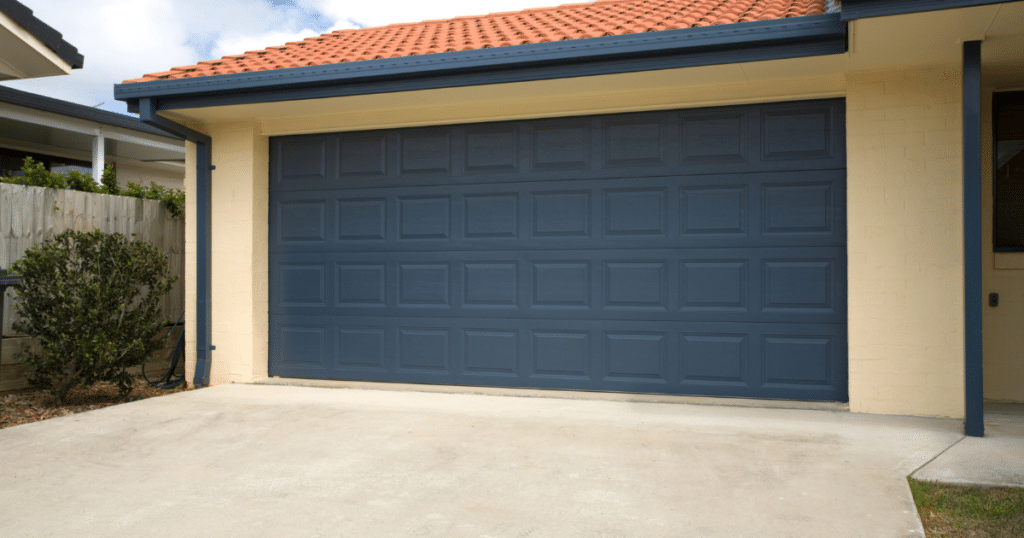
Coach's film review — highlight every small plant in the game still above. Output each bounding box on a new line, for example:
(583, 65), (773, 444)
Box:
(11, 230), (177, 403)
(124, 181), (185, 219)
(1, 157), (184, 218)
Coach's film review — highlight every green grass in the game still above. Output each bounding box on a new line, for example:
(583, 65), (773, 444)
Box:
(909, 479), (1024, 537)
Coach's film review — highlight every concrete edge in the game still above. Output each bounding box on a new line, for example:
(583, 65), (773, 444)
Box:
(256, 377), (851, 412)
(907, 476), (1024, 490)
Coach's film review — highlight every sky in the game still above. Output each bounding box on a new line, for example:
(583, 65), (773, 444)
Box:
(3, 0), (569, 115)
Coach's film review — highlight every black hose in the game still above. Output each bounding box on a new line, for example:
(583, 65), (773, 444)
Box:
(143, 311), (186, 389)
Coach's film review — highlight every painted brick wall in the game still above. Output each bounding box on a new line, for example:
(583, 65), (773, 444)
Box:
(846, 66), (966, 418)
(205, 122), (270, 385)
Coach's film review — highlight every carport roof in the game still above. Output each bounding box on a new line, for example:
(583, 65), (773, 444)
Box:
(124, 0), (828, 83)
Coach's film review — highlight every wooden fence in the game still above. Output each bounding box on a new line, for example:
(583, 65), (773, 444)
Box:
(0, 183), (185, 336)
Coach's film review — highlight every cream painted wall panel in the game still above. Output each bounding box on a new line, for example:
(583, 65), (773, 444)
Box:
(205, 121), (269, 386)
(982, 87), (1024, 403)
(847, 65), (965, 418)
(183, 141), (197, 386)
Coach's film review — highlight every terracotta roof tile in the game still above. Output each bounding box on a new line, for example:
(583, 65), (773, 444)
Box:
(125, 0), (826, 83)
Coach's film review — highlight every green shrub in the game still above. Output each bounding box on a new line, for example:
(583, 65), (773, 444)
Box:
(11, 230), (177, 403)
(1, 157), (184, 218)
(124, 181), (185, 219)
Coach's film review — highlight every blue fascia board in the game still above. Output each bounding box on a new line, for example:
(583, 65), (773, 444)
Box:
(0, 0), (84, 69)
(116, 13), (846, 112)
(840, 0), (1017, 20)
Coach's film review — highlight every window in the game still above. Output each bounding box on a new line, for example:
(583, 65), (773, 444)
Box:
(994, 91), (1024, 251)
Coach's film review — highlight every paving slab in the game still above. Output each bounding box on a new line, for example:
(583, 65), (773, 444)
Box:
(0, 384), (964, 538)
(912, 407), (1024, 488)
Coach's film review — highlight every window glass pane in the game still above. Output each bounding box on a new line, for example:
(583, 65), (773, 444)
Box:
(994, 95), (1024, 251)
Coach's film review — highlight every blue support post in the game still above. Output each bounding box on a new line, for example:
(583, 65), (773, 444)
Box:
(963, 40), (984, 437)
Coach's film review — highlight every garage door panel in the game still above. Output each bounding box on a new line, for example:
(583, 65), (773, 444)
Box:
(269, 99), (848, 401)
(269, 171), (845, 254)
(267, 100), (845, 193)
(270, 247), (844, 324)
(269, 315), (846, 400)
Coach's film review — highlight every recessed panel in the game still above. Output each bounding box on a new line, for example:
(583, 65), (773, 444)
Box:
(399, 264), (450, 307)
(604, 262), (666, 310)
(337, 264), (385, 307)
(680, 186), (746, 234)
(681, 114), (745, 163)
(278, 138), (329, 182)
(604, 189), (666, 236)
(400, 131), (450, 174)
(338, 198), (386, 240)
(763, 261), (833, 311)
(532, 331), (589, 378)
(399, 196), (450, 239)
(279, 327), (325, 366)
(339, 135), (386, 177)
(465, 126), (518, 173)
(337, 328), (386, 370)
(532, 262), (590, 308)
(764, 184), (832, 234)
(465, 194), (517, 238)
(604, 118), (664, 167)
(279, 264), (325, 306)
(464, 263), (517, 307)
(532, 191), (590, 237)
(764, 336), (831, 385)
(763, 109), (832, 160)
(605, 332), (666, 382)
(533, 122), (590, 171)
(398, 329), (450, 372)
(680, 334), (746, 382)
(680, 261), (746, 309)
(464, 330), (518, 375)
(278, 201), (325, 242)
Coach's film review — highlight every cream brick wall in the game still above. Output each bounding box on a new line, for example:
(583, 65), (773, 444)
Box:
(183, 141), (197, 385)
(847, 66), (966, 418)
(206, 121), (269, 385)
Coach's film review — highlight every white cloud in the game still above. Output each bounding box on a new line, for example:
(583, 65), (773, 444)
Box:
(3, 0), (198, 111)
(1, 0), (577, 114)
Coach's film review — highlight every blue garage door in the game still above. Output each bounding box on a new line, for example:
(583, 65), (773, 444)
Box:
(269, 99), (847, 401)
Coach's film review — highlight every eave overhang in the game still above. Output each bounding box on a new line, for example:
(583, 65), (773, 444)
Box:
(840, 0), (1019, 20)
(115, 13), (847, 114)
(0, 0), (83, 80)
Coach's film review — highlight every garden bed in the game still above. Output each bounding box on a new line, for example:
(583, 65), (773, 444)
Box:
(0, 375), (188, 429)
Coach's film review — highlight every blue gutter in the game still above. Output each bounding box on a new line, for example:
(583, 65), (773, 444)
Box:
(137, 98), (213, 388)
(962, 41), (984, 437)
(115, 14), (846, 112)
(841, 0), (1015, 20)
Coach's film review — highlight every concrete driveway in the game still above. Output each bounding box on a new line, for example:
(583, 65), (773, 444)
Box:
(0, 384), (966, 537)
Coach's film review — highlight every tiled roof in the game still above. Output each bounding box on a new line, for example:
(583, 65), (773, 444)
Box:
(125, 0), (826, 83)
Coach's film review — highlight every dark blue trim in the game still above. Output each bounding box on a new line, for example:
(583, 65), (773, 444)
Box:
(0, 86), (179, 139)
(139, 98), (212, 388)
(963, 40), (984, 438)
(116, 14), (846, 111)
(841, 0), (1014, 20)
(0, 0), (84, 68)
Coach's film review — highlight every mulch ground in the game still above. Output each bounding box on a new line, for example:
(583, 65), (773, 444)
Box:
(0, 376), (189, 429)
